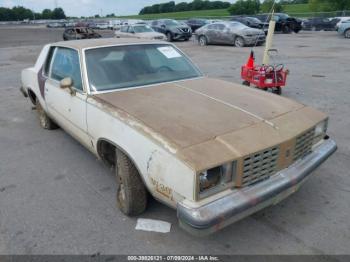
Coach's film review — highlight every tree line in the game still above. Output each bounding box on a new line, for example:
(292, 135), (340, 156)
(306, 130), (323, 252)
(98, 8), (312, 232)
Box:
(228, 0), (350, 15)
(139, 0), (231, 15)
(0, 6), (66, 21)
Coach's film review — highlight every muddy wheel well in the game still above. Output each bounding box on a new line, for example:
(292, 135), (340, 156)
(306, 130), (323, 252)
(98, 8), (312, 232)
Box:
(97, 140), (117, 169)
(27, 89), (37, 105)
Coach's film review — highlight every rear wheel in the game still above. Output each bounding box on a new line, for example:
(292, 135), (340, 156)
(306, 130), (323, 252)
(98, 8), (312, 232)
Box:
(283, 25), (291, 34)
(115, 149), (147, 216)
(345, 29), (350, 38)
(36, 99), (58, 130)
(198, 35), (208, 46)
(234, 36), (245, 47)
(166, 32), (173, 42)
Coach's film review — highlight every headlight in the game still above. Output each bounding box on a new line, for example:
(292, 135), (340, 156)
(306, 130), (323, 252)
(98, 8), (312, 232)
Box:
(314, 119), (328, 144)
(199, 162), (236, 197)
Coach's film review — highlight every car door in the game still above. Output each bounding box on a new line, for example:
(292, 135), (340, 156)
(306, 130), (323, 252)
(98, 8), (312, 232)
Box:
(205, 24), (219, 43)
(44, 46), (91, 148)
(216, 24), (231, 44)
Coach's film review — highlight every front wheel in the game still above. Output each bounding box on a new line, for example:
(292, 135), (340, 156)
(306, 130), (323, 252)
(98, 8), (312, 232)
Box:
(345, 29), (350, 38)
(198, 35), (208, 46)
(234, 36), (245, 47)
(36, 99), (58, 130)
(116, 149), (147, 216)
(242, 80), (250, 86)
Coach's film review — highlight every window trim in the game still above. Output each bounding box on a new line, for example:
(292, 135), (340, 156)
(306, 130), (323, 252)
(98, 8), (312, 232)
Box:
(46, 45), (86, 94)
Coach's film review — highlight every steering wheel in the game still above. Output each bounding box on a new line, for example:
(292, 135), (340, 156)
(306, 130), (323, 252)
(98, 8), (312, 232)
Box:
(156, 65), (173, 72)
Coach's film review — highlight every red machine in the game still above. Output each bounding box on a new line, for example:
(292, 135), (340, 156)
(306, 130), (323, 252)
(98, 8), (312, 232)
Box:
(241, 50), (289, 95)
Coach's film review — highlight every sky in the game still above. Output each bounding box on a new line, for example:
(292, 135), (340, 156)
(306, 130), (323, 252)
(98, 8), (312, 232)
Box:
(0, 0), (235, 17)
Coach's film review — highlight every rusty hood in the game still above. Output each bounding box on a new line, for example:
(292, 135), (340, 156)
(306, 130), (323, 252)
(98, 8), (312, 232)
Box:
(94, 77), (326, 170)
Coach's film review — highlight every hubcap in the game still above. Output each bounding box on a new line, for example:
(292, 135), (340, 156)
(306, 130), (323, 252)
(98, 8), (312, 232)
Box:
(346, 31), (350, 38)
(199, 37), (205, 46)
(235, 38), (243, 47)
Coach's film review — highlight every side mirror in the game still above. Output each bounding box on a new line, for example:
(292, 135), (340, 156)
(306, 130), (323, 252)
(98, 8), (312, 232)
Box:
(161, 24), (166, 28)
(60, 77), (76, 95)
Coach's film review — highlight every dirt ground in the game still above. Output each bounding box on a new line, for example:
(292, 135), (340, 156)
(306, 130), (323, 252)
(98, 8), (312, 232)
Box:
(0, 26), (349, 255)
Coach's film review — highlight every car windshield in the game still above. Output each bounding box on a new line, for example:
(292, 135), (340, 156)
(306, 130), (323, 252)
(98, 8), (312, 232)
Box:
(85, 44), (202, 92)
(133, 25), (154, 33)
(278, 13), (290, 19)
(164, 20), (179, 26)
(247, 17), (262, 23)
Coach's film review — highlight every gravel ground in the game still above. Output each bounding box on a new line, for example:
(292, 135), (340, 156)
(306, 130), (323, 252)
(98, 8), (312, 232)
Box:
(0, 26), (349, 255)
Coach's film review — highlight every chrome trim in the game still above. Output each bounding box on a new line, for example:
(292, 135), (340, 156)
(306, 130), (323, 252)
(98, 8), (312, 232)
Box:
(177, 139), (337, 236)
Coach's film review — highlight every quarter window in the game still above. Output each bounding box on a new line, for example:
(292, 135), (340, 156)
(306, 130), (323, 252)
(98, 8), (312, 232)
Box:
(50, 47), (83, 91)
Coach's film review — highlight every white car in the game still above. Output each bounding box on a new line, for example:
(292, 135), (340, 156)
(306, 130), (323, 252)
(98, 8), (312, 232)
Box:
(115, 24), (166, 40)
(20, 38), (336, 235)
(335, 17), (350, 30)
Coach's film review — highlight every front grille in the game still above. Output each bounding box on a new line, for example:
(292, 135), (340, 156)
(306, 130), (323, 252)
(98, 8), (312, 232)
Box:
(293, 128), (315, 160)
(241, 146), (279, 187)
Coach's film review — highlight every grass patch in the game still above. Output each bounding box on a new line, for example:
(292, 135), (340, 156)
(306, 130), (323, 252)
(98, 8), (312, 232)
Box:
(117, 9), (230, 20)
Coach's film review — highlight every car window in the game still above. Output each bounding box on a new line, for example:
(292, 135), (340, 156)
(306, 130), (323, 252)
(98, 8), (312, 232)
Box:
(50, 47), (83, 91)
(85, 44), (202, 92)
(127, 26), (135, 33)
(207, 24), (215, 30)
(216, 24), (225, 31)
(121, 26), (128, 33)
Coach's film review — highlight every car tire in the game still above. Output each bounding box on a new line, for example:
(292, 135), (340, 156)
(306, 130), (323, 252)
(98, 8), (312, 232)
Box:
(166, 32), (173, 42)
(283, 25), (291, 34)
(198, 35), (208, 46)
(115, 149), (147, 216)
(345, 29), (350, 38)
(36, 99), (59, 130)
(272, 87), (282, 95)
(242, 81), (250, 86)
(234, 36), (245, 47)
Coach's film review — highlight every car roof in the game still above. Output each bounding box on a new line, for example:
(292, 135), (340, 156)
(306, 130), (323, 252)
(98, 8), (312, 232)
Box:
(52, 38), (161, 51)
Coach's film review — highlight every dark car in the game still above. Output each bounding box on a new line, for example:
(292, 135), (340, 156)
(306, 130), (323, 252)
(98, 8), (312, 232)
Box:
(151, 19), (192, 41)
(255, 13), (302, 34)
(63, 27), (101, 41)
(186, 18), (210, 32)
(302, 17), (340, 31)
(230, 16), (269, 34)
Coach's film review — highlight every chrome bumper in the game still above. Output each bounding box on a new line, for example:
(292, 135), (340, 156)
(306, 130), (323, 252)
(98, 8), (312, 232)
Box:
(177, 139), (337, 236)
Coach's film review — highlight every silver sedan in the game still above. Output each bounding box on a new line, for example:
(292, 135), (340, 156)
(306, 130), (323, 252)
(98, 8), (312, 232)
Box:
(195, 21), (266, 47)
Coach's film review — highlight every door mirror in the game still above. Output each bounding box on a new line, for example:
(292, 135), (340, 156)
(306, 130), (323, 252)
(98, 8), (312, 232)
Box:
(161, 24), (166, 28)
(60, 77), (76, 95)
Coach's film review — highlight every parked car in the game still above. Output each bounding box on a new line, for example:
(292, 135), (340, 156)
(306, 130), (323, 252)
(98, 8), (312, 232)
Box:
(47, 22), (63, 28)
(115, 24), (165, 40)
(63, 27), (101, 41)
(195, 21), (266, 47)
(302, 17), (339, 31)
(255, 13), (302, 33)
(335, 17), (350, 30)
(20, 38), (337, 235)
(94, 23), (110, 30)
(338, 20), (350, 38)
(230, 16), (269, 34)
(186, 18), (210, 32)
(151, 19), (192, 41)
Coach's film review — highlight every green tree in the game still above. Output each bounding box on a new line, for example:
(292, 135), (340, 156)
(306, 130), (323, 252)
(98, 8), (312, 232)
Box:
(41, 9), (52, 19)
(260, 0), (283, 13)
(52, 8), (66, 19)
(228, 0), (260, 15)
